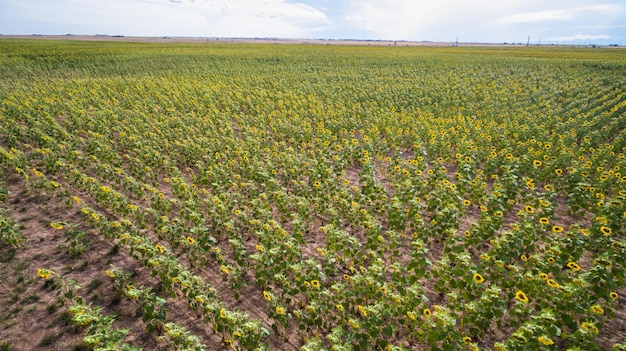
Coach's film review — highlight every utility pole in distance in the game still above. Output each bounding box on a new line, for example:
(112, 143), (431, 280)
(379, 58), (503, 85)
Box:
(527, 35), (530, 47)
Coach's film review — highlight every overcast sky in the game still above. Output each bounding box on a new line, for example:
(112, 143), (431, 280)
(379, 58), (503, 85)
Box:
(1, 0), (625, 44)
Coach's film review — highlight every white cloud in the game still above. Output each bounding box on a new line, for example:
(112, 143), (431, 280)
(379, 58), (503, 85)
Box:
(1, 0), (625, 44)
(496, 4), (624, 24)
(343, 0), (524, 41)
(497, 10), (573, 24)
(0, 0), (331, 37)
(341, 0), (626, 43)
(549, 34), (611, 41)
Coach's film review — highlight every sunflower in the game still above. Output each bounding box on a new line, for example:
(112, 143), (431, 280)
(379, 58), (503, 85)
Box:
(155, 244), (164, 254)
(37, 268), (51, 279)
(546, 279), (560, 288)
(423, 308), (431, 317)
(600, 226), (612, 235)
(263, 291), (271, 301)
(473, 273), (485, 283)
(539, 217), (550, 225)
(567, 262), (581, 271)
(494, 343), (506, 351)
(515, 290), (529, 303)
(590, 304), (604, 314)
(524, 205), (534, 214)
(554, 168), (563, 175)
(275, 306), (285, 315)
(533, 160), (542, 167)
(357, 305), (367, 317)
(581, 322), (599, 334)
(406, 311), (416, 320)
(311, 280), (320, 288)
(50, 222), (64, 230)
(537, 336), (554, 346)
(105, 270), (116, 278)
(186, 236), (195, 245)
(552, 226), (564, 233)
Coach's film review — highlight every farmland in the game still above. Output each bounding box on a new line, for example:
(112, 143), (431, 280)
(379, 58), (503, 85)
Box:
(0, 39), (625, 350)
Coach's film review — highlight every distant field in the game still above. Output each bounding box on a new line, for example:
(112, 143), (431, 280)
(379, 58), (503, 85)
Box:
(3, 34), (624, 48)
(0, 39), (625, 351)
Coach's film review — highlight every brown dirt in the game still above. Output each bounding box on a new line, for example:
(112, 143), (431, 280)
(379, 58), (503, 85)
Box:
(0, 173), (229, 350)
(0, 160), (624, 350)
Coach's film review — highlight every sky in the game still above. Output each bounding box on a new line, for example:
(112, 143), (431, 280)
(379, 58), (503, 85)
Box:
(1, 0), (625, 44)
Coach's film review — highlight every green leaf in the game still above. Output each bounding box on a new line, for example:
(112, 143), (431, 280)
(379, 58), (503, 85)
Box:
(383, 325), (393, 337)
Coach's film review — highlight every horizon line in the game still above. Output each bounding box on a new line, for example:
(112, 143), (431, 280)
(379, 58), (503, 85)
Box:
(1, 34), (622, 47)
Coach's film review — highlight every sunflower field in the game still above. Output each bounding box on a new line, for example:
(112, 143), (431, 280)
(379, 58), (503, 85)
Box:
(0, 39), (625, 351)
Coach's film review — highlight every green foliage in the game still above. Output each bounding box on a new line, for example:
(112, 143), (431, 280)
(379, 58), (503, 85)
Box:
(2, 39), (625, 350)
(0, 210), (25, 248)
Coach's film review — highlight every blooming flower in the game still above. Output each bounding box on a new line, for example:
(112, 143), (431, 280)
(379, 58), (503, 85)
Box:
(567, 262), (581, 271)
(50, 222), (64, 230)
(537, 336), (554, 345)
(357, 305), (367, 317)
(515, 290), (529, 303)
(546, 279), (560, 288)
(105, 270), (116, 278)
(590, 304), (604, 314)
(37, 268), (51, 279)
